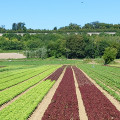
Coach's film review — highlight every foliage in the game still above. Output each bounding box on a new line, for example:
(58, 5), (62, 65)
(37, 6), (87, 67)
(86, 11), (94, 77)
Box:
(103, 47), (117, 64)
(1, 21), (120, 33)
(12, 22), (26, 32)
(0, 37), (23, 50)
(59, 23), (81, 31)
(66, 35), (86, 58)
(24, 47), (47, 59)
(0, 31), (120, 59)
(47, 39), (66, 58)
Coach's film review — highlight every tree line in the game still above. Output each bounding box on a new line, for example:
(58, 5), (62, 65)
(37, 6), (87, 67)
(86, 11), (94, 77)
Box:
(1, 21), (120, 33)
(0, 33), (120, 60)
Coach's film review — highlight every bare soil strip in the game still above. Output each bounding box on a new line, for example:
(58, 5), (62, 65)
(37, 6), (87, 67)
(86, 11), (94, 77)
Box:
(81, 69), (120, 111)
(0, 53), (26, 59)
(28, 68), (66, 120)
(0, 69), (57, 111)
(72, 68), (88, 120)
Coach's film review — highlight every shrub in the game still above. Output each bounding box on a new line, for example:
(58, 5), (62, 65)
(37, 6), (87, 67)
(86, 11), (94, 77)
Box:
(103, 47), (117, 65)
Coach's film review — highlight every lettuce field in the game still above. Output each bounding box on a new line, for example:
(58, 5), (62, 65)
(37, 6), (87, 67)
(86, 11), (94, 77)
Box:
(0, 63), (120, 120)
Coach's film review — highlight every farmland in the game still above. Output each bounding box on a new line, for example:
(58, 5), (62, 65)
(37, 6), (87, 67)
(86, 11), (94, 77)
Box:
(78, 64), (120, 101)
(0, 60), (120, 120)
(73, 66), (120, 119)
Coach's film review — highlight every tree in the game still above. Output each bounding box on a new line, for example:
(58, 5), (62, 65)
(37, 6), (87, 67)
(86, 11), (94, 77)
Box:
(12, 23), (17, 30)
(0, 25), (6, 33)
(84, 42), (95, 58)
(98, 40), (109, 56)
(66, 35), (86, 58)
(40, 47), (47, 59)
(12, 22), (26, 31)
(103, 47), (117, 65)
(0, 37), (23, 50)
(59, 23), (81, 31)
(47, 39), (66, 58)
(68, 23), (81, 30)
(24, 47), (47, 59)
(1, 25), (5, 29)
(26, 40), (40, 49)
(53, 27), (57, 30)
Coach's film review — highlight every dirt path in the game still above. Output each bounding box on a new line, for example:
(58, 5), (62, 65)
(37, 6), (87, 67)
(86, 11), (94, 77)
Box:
(0, 53), (26, 59)
(72, 68), (88, 120)
(81, 69), (120, 111)
(28, 68), (66, 120)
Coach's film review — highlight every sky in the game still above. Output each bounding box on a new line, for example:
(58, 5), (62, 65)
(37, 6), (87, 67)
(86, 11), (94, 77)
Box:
(0, 0), (120, 30)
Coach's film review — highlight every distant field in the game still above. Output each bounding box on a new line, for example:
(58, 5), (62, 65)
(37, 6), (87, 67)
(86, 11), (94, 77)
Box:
(0, 59), (82, 66)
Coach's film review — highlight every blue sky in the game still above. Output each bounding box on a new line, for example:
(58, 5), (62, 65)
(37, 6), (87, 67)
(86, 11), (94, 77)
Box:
(0, 0), (120, 29)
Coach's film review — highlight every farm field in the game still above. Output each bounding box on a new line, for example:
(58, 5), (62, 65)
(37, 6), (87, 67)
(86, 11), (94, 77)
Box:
(78, 64), (120, 101)
(0, 61), (120, 120)
(73, 66), (120, 119)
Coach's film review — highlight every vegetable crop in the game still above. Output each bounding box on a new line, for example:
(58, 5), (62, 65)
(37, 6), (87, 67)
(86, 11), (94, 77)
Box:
(73, 66), (120, 120)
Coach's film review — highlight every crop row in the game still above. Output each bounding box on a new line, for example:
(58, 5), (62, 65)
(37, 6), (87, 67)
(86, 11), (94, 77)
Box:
(73, 66), (120, 120)
(78, 64), (120, 94)
(0, 65), (64, 120)
(0, 80), (55, 120)
(42, 66), (79, 120)
(0, 65), (33, 75)
(89, 64), (120, 76)
(0, 69), (27, 81)
(45, 65), (66, 81)
(78, 64), (120, 101)
(81, 64), (120, 84)
(0, 65), (51, 82)
(0, 65), (60, 106)
(0, 67), (25, 79)
(83, 66), (120, 91)
(0, 67), (41, 83)
(0, 65), (25, 73)
(0, 65), (44, 80)
(0, 65), (53, 90)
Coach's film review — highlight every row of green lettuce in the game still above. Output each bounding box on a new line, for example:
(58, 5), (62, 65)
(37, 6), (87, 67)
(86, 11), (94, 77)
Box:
(0, 80), (55, 120)
(0, 65), (61, 106)
(0, 65), (53, 90)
